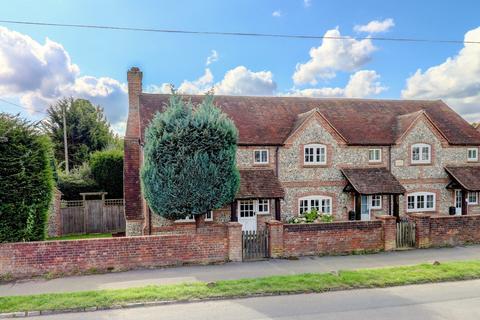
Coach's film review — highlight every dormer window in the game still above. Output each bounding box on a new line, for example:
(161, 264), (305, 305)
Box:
(304, 144), (327, 165)
(411, 143), (431, 164)
(254, 149), (269, 164)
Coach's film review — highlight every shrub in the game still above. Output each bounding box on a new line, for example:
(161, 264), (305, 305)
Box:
(56, 163), (98, 200)
(0, 114), (54, 242)
(141, 93), (240, 221)
(90, 149), (123, 199)
(287, 209), (335, 224)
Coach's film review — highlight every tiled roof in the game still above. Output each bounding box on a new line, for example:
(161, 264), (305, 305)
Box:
(445, 166), (480, 191)
(139, 94), (480, 146)
(341, 168), (406, 195)
(237, 169), (285, 199)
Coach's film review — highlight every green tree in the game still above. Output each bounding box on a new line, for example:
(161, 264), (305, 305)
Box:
(43, 98), (113, 170)
(0, 114), (54, 242)
(90, 149), (124, 199)
(141, 93), (240, 222)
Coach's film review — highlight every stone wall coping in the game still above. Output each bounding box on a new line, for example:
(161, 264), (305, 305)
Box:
(429, 214), (480, 219)
(408, 213), (432, 218)
(266, 220), (283, 226)
(374, 214), (396, 221)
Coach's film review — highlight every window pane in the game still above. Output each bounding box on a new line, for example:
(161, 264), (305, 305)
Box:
(412, 147), (420, 161)
(408, 196), (415, 209)
(426, 195), (434, 208)
(254, 151), (261, 163)
(319, 147), (326, 163)
(311, 199), (320, 211)
(417, 195), (425, 209)
(300, 200), (308, 214)
(422, 147), (430, 161)
(321, 199), (331, 214)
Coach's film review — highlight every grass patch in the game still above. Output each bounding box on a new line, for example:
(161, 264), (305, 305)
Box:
(46, 233), (112, 241)
(1, 260), (480, 313)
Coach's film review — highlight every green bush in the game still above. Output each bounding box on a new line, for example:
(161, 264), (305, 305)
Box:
(57, 163), (98, 200)
(90, 149), (123, 199)
(0, 114), (54, 242)
(141, 93), (240, 220)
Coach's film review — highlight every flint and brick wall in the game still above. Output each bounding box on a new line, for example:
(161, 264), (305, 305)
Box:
(411, 213), (480, 248)
(267, 215), (396, 258)
(0, 223), (242, 279)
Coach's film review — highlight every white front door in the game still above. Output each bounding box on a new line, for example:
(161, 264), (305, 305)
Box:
(238, 200), (257, 231)
(360, 195), (371, 221)
(455, 190), (463, 216)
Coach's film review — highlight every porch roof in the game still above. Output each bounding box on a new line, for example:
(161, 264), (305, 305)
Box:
(237, 169), (285, 199)
(445, 166), (480, 192)
(341, 168), (406, 195)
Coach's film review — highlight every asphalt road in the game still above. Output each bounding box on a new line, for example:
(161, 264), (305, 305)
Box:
(30, 279), (480, 320)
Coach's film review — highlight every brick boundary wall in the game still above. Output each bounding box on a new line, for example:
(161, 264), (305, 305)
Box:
(267, 215), (396, 258)
(0, 222), (242, 280)
(410, 213), (480, 248)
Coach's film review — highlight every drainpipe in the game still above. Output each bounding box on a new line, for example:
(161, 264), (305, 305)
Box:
(275, 146), (280, 177)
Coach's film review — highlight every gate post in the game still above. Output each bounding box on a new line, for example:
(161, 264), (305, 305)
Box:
(266, 220), (284, 258)
(411, 213), (431, 248)
(376, 215), (396, 251)
(227, 222), (243, 262)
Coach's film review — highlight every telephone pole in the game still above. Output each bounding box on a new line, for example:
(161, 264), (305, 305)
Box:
(63, 101), (69, 174)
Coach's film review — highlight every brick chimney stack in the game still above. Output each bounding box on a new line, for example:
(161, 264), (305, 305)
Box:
(126, 67), (143, 138)
(124, 67), (144, 236)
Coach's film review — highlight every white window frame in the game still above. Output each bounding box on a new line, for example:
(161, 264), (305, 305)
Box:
(254, 149), (269, 164)
(411, 143), (432, 164)
(368, 149), (382, 163)
(239, 200), (256, 218)
(370, 195), (382, 209)
(406, 192), (436, 212)
(467, 148), (479, 162)
(303, 144), (327, 165)
(468, 192), (478, 205)
(298, 196), (332, 215)
(257, 199), (270, 215)
(176, 211), (213, 222)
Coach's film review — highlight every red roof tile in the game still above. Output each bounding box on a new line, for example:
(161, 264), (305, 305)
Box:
(341, 168), (406, 195)
(237, 169), (285, 199)
(139, 94), (480, 146)
(445, 166), (480, 191)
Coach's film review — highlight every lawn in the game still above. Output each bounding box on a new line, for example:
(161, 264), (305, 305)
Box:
(46, 233), (112, 241)
(2, 260), (480, 313)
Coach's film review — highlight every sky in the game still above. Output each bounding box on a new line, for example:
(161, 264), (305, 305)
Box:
(1, 0), (480, 134)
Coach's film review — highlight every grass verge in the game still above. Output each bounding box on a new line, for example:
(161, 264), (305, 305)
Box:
(1, 260), (480, 313)
(46, 233), (112, 241)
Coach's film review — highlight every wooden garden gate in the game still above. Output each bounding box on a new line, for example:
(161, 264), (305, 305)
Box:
(396, 218), (416, 249)
(242, 229), (269, 260)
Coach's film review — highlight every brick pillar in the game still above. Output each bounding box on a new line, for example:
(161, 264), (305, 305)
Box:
(227, 222), (242, 262)
(266, 220), (284, 258)
(376, 215), (396, 251)
(124, 67), (144, 236)
(411, 213), (431, 248)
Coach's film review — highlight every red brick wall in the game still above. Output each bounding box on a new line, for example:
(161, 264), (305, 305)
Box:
(428, 214), (480, 247)
(281, 221), (385, 257)
(0, 224), (234, 279)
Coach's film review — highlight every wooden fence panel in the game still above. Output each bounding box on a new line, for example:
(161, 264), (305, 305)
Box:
(60, 199), (125, 235)
(61, 207), (84, 235)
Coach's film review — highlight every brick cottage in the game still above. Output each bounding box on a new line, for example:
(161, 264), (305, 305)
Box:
(124, 67), (480, 236)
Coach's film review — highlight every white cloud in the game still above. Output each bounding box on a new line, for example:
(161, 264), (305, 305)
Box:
(272, 10), (283, 17)
(402, 26), (480, 123)
(303, 0), (311, 7)
(354, 18), (395, 34)
(292, 27), (376, 85)
(205, 50), (219, 66)
(151, 66), (277, 96)
(0, 26), (127, 132)
(286, 70), (386, 98)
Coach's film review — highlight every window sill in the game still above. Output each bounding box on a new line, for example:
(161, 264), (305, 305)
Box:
(302, 164), (329, 168)
(257, 212), (271, 216)
(410, 162), (432, 166)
